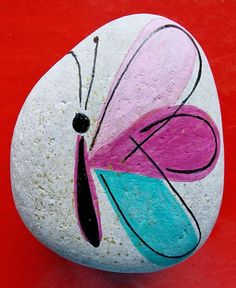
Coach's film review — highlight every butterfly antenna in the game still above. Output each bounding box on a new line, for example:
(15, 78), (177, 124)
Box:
(84, 36), (99, 110)
(68, 51), (83, 107)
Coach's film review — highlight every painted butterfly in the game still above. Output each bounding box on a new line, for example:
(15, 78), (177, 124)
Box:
(69, 18), (220, 267)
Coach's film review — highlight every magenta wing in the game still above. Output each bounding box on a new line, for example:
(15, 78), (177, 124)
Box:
(90, 105), (220, 182)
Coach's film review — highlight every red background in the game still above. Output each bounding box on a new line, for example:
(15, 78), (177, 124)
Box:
(1, 1), (236, 287)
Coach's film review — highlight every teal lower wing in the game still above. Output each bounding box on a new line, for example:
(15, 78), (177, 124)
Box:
(95, 169), (199, 267)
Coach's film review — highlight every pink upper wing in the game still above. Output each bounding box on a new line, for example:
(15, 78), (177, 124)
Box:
(90, 17), (197, 155)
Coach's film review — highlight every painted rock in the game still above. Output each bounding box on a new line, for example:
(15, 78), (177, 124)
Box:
(11, 14), (224, 273)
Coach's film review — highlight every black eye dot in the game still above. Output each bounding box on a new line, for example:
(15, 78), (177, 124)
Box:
(72, 113), (90, 134)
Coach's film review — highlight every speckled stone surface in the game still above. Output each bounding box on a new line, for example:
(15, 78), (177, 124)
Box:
(11, 14), (224, 273)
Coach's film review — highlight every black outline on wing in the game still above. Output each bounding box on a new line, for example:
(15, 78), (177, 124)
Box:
(90, 24), (202, 151)
(141, 113), (218, 174)
(94, 23), (207, 258)
(99, 146), (201, 259)
(98, 115), (218, 258)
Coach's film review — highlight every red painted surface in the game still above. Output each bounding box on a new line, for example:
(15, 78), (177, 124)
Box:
(0, 1), (235, 287)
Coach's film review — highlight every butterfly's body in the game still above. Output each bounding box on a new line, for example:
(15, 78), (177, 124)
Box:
(74, 135), (101, 247)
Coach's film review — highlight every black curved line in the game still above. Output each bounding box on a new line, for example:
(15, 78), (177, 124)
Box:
(99, 139), (201, 259)
(139, 113), (218, 174)
(122, 27), (202, 162)
(127, 136), (201, 258)
(90, 24), (202, 151)
(85, 37), (99, 110)
(68, 51), (82, 107)
(165, 114), (217, 174)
